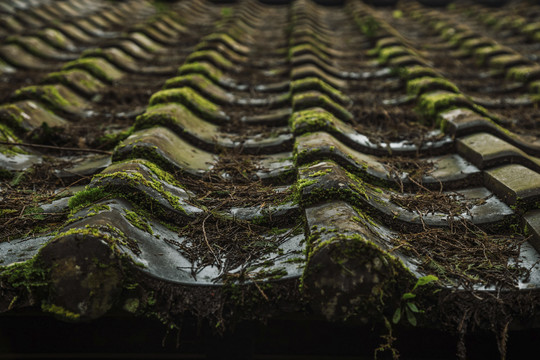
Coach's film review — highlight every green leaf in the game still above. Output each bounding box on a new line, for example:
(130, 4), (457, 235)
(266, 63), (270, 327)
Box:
(392, 307), (401, 324)
(412, 275), (439, 291)
(407, 302), (420, 313)
(405, 307), (417, 326)
(402, 292), (416, 300)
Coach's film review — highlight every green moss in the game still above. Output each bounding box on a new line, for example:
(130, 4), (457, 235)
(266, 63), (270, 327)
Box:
(290, 108), (337, 135)
(63, 58), (122, 84)
(148, 87), (223, 122)
(53, 225), (132, 254)
(480, 14), (498, 27)
(220, 7), (233, 18)
(95, 127), (134, 149)
(92, 170), (186, 215)
(307, 169), (332, 178)
(291, 77), (351, 106)
(529, 80), (540, 94)
(510, 17), (526, 29)
(87, 203), (111, 215)
(415, 91), (468, 123)
(489, 54), (525, 70)
(113, 142), (177, 176)
(177, 62), (224, 85)
(433, 21), (451, 33)
(378, 46), (409, 64)
(68, 187), (110, 211)
(125, 158), (182, 188)
(39, 28), (68, 49)
(459, 38), (493, 55)
(356, 15), (379, 38)
(44, 69), (106, 96)
(292, 92), (353, 123)
(164, 73), (212, 90)
(369, 37), (400, 57)
(14, 85), (70, 111)
(124, 210), (153, 234)
(407, 77), (459, 98)
(473, 45), (503, 65)
(507, 65), (540, 83)
(296, 165), (381, 209)
(0, 124), (26, 155)
(41, 303), (81, 321)
(204, 33), (242, 51)
(0, 257), (49, 292)
(186, 50), (234, 71)
(288, 177), (317, 205)
(448, 32), (473, 47)
(522, 22), (540, 35)
(123, 298), (140, 313)
(289, 44), (330, 63)
(301, 231), (415, 321)
(0, 104), (26, 133)
(162, 73), (230, 105)
(5, 37), (43, 58)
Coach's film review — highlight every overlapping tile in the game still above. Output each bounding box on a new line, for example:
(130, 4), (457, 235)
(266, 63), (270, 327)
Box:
(1, 2), (540, 355)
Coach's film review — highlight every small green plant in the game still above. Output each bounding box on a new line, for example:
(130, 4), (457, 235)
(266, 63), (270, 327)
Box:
(392, 275), (438, 326)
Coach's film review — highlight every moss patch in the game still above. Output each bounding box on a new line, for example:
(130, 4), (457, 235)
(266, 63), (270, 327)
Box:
(178, 62), (224, 85)
(407, 77), (460, 98)
(148, 87), (227, 123)
(291, 77), (351, 106)
(186, 50), (234, 71)
(63, 57), (123, 84)
(292, 91), (353, 123)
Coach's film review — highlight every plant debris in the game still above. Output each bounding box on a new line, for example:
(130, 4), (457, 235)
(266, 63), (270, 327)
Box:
(166, 213), (299, 280)
(166, 149), (298, 280)
(392, 221), (530, 289)
(0, 161), (77, 242)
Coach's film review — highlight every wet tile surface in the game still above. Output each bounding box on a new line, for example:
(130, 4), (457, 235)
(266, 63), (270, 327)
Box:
(1, 0), (540, 349)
